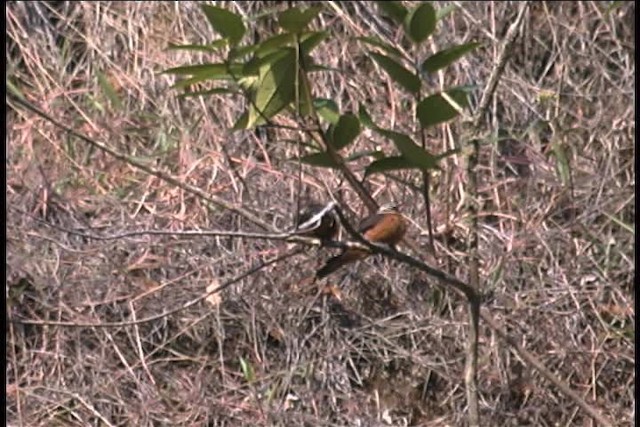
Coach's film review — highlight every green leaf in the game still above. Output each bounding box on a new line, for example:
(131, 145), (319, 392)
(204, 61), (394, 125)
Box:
(6, 78), (25, 100)
(229, 44), (261, 60)
(244, 49), (290, 75)
(167, 40), (229, 52)
(421, 42), (481, 73)
(358, 104), (375, 129)
(248, 31), (325, 70)
(300, 148), (374, 167)
(246, 6), (281, 22)
(248, 48), (296, 127)
(552, 142), (571, 186)
(604, 1), (625, 16)
(369, 52), (421, 94)
(177, 87), (238, 99)
(232, 111), (251, 130)
(170, 76), (212, 91)
(299, 152), (339, 168)
(300, 31), (330, 55)
(365, 156), (415, 176)
(163, 63), (231, 76)
(163, 63), (243, 90)
(357, 36), (405, 60)
(436, 4), (457, 21)
(416, 88), (470, 128)
(201, 5), (246, 44)
(348, 149), (386, 162)
(239, 357), (255, 382)
(96, 70), (123, 110)
(314, 98), (340, 124)
(278, 6), (323, 33)
(331, 113), (361, 150)
(256, 33), (296, 57)
(377, 1), (408, 24)
(404, 3), (436, 44)
(237, 75), (259, 92)
(375, 128), (440, 170)
(602, 211), (634, 235)
(7, 277), (37, 306)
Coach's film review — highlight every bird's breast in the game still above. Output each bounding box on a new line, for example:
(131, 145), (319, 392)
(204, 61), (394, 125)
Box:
(364, 213), (407, 246)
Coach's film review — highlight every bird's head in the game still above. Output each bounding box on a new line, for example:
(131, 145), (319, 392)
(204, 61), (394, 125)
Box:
(295, 202), (338, 237)
(377, 203), (400, 214)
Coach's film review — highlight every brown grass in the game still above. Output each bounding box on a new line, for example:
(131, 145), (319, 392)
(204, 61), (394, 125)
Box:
(6, 2), (634, 426)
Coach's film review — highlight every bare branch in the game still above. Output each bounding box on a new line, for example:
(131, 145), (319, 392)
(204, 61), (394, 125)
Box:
(472, 2), (530, 129)
(7, 93), (274, 231)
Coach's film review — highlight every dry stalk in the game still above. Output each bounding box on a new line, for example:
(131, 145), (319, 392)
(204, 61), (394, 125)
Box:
(462, 3), (529, 425)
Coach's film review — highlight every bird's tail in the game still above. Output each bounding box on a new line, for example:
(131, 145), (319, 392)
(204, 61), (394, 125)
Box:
(316, 250), (367, 278)
(316, 255), (345, 278)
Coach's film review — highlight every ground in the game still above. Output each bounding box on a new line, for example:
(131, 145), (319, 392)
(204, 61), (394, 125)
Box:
(6, 2), (634, 426)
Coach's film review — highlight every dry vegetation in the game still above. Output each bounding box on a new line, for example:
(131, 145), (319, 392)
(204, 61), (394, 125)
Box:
(6, 2), (635, 426)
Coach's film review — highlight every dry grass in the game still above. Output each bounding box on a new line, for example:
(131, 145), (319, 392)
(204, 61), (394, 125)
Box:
(6, 2), (634, 426)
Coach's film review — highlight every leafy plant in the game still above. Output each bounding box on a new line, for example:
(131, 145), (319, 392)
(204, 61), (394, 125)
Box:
(163, 2), (480, 179)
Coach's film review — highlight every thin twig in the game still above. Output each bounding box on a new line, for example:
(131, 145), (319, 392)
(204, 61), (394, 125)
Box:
(6, 93), (274, 231)
(10, 204), (350, 249)
(463, 4), (530, 425)
(332, 205), (478, 300)
(472, 3), (530, 129)
(298, 66), (379, 215)
(7, 317), (24, 427)
(480, 310), (614, 427)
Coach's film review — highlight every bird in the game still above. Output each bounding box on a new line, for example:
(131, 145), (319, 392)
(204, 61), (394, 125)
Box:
(294, 202), (339, 241)
(316, 204), (407, 278)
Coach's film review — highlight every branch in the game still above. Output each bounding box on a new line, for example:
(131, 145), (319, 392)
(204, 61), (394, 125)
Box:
(298, 67), (378, 214)
(6, 93), (274, 231)
(10, 205), (356, 250)
(472, 2), (529, 129)
(332, 206), (613, 426)
(464, 4), (530, 425)
(12, 208), (615, 425)
(480, 310), (614, 427)
(332, 205), (478, 301)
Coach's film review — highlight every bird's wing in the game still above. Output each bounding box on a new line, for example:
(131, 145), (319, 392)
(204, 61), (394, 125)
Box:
(356, 213), (383, 233)
(296, 203), (332, 232)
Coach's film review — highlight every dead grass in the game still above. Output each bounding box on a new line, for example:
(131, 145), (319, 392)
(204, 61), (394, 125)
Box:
(6, 1), (634, 426)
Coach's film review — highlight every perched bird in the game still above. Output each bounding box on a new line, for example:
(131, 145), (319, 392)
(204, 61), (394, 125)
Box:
(294, 202), (339, 241)
(316, 204), (407, 278)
